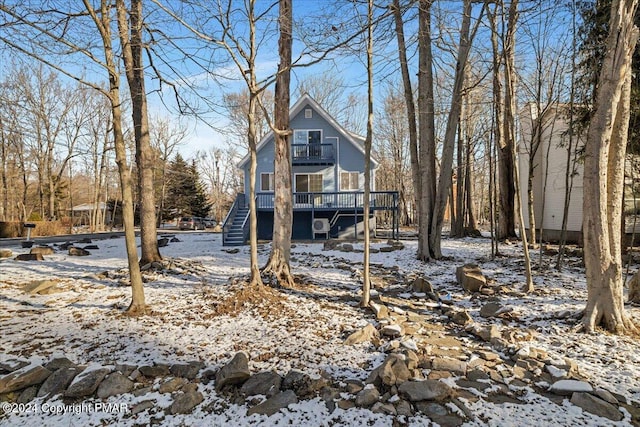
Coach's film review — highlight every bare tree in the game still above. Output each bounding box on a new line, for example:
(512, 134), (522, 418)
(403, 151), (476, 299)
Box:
(262, 0), (294, 287)
(582, 0), (638, 334)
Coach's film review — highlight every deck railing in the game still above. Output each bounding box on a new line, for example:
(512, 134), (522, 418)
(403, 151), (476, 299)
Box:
(255, 191), (398, 211)
(291, 143), (335, 164)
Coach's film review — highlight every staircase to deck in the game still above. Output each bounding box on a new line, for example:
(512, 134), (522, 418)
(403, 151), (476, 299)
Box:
(222, 204), (249, 246)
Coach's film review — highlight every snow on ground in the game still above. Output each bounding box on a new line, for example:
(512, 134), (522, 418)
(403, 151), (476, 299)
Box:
(0, 231), (639, 426)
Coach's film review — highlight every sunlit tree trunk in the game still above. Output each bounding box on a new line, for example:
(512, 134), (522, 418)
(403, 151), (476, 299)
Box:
(583, 0), (638, 334)
(262, 0), (294, 288)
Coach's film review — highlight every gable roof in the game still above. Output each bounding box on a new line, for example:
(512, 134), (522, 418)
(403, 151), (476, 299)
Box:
(238, 93), (377, 168)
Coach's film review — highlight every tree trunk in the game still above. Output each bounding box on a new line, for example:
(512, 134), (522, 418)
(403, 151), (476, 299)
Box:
(583, 0), (638, 334)
(116, 0), (161, 265)
(498, 0), (518, 240)
(262, 0), (294, 288)
(392, 0), (422, 257)
(417, 0), (436, 261)
(85, 0), (146, 314)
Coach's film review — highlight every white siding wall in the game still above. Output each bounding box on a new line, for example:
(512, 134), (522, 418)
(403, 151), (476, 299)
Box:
(519, 104), (584, 233)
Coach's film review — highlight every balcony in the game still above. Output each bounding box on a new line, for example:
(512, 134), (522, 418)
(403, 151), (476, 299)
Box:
(291, 143), (335, 165)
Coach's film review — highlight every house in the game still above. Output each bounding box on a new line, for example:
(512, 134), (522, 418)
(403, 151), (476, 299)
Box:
(222, 94), (399, 246)
(518, 103), (584, 243)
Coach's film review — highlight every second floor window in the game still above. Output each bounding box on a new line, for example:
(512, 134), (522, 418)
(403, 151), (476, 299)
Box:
(341, 172), (359, 191)
(294, 130), (322, 145)
(261, 173), (274, 191)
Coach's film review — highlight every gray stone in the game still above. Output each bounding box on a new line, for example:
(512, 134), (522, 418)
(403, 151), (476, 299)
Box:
(355, 387), (380, 408)
(139, 364), (170, 378)
(170, 391), (204, 414)
(0, 365), (51, 394)
(594, 389), (619, 405)
(159, 377), (188, 394)
(96, 372), (135, 398)
(131, 400), (155, 415)
(398, 380), (453, 402)
(378, 355), (412, 386)
(371, 402), (396, 415)
(381, 324), (403, 337)
(247, 390), (298, 416)
(241, 371), (282, 397)
(456, 264), (486, 292)
(15, 253), (43, 261)
(548, 379), (593, 396)
(44, 357), (76, 371)
(115, 363), (137, 377)
(344, 323), (378, 345)
(345, 379), (365, 394)
(467, 369), (490, 381)
(170, 362), (204, 380)
(64, 367), (111, 398)
(30, 247), (55, 255)
(340, 243), (354, 252)
(0, 359), (29, 374)
(415, 402), (465, 427)
(68, 247), (90, 256)
(17, 385), (39, 403)
(216, 352), (250, 390)
(37, 367), (82, 399)
(480, 302), (509, 318)
(570, 392), (623, 421)
(395, 399), (413, 416)
(432, 358), (467, 376)
(282, 370), (326, 398)
(0, 249), (12, 258)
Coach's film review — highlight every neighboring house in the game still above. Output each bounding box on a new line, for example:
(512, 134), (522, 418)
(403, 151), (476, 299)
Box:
(222, 93), (399, 246)
(518, 103), (585, 243)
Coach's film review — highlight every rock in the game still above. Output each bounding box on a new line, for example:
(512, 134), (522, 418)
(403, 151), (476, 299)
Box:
(370, 303), (389, 320)
(467, 369), (490, 381)
(594, 389), (619, 405)
(570, 392), (623, 421)
(83, 245), (99, 250)
(431, 358), (467, 376)
(17, 385), (39, 403)
(157, 238), (169, 247)
(282, 370), (326, 398)
(0, 249), (12, 258)
(549, 380), (593, 396)
(468, 324), (501, 342)
(344, 323), (378, 345)
(355, 386), (380, 408)
(44, 357), (76, 371)
(139, 364), (170, 378)
(412, 277), (434, 293)
(480, 302), (511, 318)
(456, 264), (486, 292)
(380, 356), (412, 386)
(114, 363), (137, 377)
(241, 371), (282, 397)
(345, 379), (365, 394)
(340, 243), (354, 252)
(68, 247), (90, 256)
(64, 367), (111, 398)
(30, 247), (55, 255)
(395, 399), (414, 416)
(323, 240), (339, 250)
(372, 402), (396, 415)
(398, 380), (454, 402)
(15, 254), (43, 261)
(131, 400), (155, 415)
(415, 401), (465, 427)
(216, 352), (250, 390)
(170, 391), (204, 414)
(159, 377), (188, 394)
(96, 372), (135, 398)
(23, 280), (60, 295)
(170, 362), (204, 380)
(0, 365), (51, 394)
(381, 324), (404, 337)
(37, 367), (83, 399)
(247, 390), (298, 416)
(451, 310), (473, 326)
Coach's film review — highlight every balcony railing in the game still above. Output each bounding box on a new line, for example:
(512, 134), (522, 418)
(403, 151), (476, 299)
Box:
(291, 143), (335, 165)
(255, 191), (398, 211)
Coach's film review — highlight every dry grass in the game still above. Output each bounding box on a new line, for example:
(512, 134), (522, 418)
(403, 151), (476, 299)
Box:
(208, 281), (292, 319)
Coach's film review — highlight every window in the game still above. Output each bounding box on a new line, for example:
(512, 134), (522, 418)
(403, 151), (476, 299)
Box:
(295, 173), (323, 204)
(294, 130), (322, 145)
(341, 172), (359, 191)
(261, 173), (274, 191)
(305, 108), (312, 118)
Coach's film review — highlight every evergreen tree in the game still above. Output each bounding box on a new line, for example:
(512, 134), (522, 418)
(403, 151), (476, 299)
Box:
(165, 154), (212, 218)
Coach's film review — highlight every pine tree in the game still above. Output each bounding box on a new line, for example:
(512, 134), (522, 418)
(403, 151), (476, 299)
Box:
(164, 154), (211, 218)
